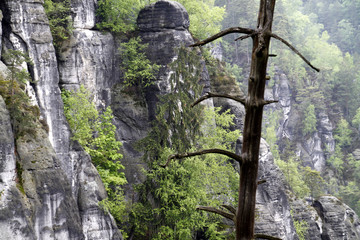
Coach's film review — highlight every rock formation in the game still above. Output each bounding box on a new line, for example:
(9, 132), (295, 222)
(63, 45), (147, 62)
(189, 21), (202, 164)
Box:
(0, 0), (121, 239)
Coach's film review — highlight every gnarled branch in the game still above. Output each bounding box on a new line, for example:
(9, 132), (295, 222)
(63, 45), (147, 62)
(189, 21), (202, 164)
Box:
(254, 233), (282, 240)
(190, 27), (255, 47)
(197, 206), (235, 222)
(162, 149), (243, 167)
(191, 92), (246, 108)
(270, 33), (320, 72)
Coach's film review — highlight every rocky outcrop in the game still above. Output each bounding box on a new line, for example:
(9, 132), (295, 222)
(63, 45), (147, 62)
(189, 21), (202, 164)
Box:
(255, 139), (296, 239)
(314, 196), (360, 239)
(0, 0), (121, 239)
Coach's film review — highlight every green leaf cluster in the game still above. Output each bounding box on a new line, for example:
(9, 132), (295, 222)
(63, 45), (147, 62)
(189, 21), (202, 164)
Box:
(276, 157), (310, 199)
(44, 0), (73, 52)
(96, 0), (144, 33)
(61, 85), (127, 225)
(0, 49), (39, 138)
(119, 37), (160, 88)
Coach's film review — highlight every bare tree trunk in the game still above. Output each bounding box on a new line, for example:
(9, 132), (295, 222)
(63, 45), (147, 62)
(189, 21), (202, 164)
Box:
(236, 1), (275, 238)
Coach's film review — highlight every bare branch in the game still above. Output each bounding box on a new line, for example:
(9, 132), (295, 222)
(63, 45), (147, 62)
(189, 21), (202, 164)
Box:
(190, 27), (255, 47)
(254, 233), (282, 240)
(162, 149), (243, 167)
(257, 179), (266, 185)
(191, 92), (246, 108)
(235, 32), (257, 41)
(221, 204), (236, 214)
(270, 33), (320, 72)
(197, 206), (235, 222)
(261, 100), (278, 106)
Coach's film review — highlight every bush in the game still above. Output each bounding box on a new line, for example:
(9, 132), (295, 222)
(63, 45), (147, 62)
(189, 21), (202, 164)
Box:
(44, 0), (73, 52)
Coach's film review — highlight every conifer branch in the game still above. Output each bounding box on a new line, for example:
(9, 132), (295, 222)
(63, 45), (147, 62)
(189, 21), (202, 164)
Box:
(197, 206), (235, 221)
(191, 92), (246, 108)
(270, 33), (320, 72)
(190, 27), (255, 47)
(162, 149), (243, 167)
(254, 233), (282, 240)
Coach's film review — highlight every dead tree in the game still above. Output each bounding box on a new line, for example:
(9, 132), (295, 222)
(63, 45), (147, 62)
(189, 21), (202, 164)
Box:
(164, 0), (319, 239)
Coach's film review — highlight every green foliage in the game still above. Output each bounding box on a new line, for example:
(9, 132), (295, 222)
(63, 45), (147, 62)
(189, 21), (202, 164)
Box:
(334, 118), (352, 148)
(62, 86), (127, 225)
(131, 48), (239, 239)
(303, 166), (324, 199)
(0, 49), (39, 138)
(44, 0), (73, 51)
(327, 145), (344, 175)
(352, 107), (360, 131)
(302, 104), (317, 136)
(174, 0), (226, 40)
(263, 109), (281, 161)
(96, 0), (144, 33)
(276, 157), (310, 198)
(119, 37), (159, 88)
(293, 219), (308, 240)
(339, 181), (360, 215)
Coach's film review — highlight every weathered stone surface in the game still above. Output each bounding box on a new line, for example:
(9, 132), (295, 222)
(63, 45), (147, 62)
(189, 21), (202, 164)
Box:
(255, 139), (296, 239)
(314, 196), (360, 239)
(0, 0), (122, 239)
(137, 0), (190, 31)
(71, 0), (97, 29)
(58, 29), (117, 108)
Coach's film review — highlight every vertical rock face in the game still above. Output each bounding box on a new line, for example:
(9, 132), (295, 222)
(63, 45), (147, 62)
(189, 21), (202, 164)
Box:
(0, 0), (121, 239)
(268, 69), (335, 172)
(255, 139), (295, 239)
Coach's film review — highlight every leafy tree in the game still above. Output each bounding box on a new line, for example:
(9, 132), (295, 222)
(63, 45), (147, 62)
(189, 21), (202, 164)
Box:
(302, 104), (317, 136)
(62, 86), (127, 226)
(352, 107), (360, 132)
(303, 166), (324, 199)
(44, 0), (73, 52)
(263, 109), (281, 161)
(334, 118), (352, 148)
(276, 157), (310, 198)
(96, 0), (144, 33)
(119, 37), (160, 88)
(0, 49), (39, 137)
(327, 145), (344, 176)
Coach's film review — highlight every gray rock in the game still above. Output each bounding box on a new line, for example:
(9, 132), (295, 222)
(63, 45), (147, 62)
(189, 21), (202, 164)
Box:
(0, 0), (122, 239)
(255, 139), (296, 239)
(314, 196), (360, 239)
(137, 0), (190, 31)
(58, 29), (117, 108)
(71, 0), (97, 29)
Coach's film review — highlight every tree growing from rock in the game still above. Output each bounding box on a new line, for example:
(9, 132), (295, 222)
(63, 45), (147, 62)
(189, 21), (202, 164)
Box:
(164, 0), (319, 239)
